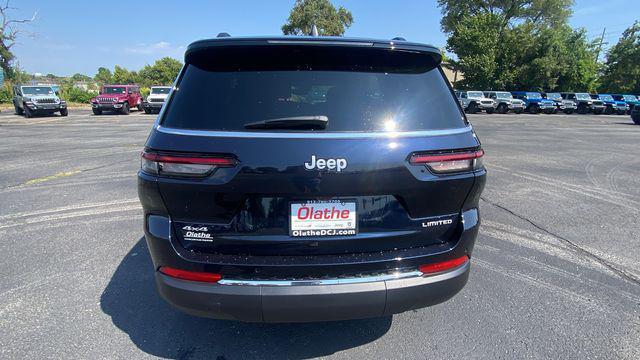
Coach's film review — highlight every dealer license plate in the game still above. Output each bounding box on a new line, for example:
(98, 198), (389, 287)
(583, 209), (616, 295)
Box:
(290, 200), (357, 237)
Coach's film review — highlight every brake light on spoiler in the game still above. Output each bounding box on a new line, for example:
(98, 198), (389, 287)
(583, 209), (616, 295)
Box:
(141, 150), (236, 177)
(410, 149), (484, 174)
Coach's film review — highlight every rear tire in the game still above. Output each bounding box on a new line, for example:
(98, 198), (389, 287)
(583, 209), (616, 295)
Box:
(92, 109), (102, 115)
(60, 108), (68, 116)
(577, 105), (588, 114)
(121, 102), (130, 115)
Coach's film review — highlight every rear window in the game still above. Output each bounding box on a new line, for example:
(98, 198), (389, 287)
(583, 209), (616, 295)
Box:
(161, 47), (464, 132)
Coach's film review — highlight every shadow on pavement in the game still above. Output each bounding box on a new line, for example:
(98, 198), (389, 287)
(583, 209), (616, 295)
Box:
(100, 238), (392, 359)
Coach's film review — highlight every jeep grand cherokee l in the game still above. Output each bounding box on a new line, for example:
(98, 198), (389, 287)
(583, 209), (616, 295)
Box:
(137, 36), (486, 322)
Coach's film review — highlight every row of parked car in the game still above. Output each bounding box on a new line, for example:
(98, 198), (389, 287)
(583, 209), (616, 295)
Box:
(90, 85), (171, 115)
(455, 90), (639, 116)
(10, 84), (171, 118)
(10, 83), (640, 125)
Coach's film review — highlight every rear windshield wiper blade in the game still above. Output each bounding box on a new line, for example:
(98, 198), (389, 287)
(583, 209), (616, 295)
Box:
(244, 116), (328, 130)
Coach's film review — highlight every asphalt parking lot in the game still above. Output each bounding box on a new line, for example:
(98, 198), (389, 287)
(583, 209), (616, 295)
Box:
(0, 109), (638, 359)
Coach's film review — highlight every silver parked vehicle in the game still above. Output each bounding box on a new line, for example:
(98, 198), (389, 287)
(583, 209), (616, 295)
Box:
(455, 90), (497, 114)
(13, 85), (68, 118)
(544, 92), (577, 114)
(484, 91), (525, 114)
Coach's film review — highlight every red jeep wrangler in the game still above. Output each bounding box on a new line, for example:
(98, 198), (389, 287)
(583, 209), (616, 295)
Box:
(91, 85), (143, 115)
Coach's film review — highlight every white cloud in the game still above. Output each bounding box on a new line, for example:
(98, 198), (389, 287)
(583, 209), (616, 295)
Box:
(125, 41), (175, 55)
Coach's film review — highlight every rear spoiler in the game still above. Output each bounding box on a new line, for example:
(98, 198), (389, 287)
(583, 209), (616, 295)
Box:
(184, 37), (442, 73)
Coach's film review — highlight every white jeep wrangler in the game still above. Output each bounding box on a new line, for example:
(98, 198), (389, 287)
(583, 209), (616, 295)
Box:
(143, 86), (171, 114)
(455, 90), (497, 114)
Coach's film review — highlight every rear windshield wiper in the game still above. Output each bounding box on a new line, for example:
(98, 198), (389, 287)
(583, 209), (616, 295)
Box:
(244, 116), (328, 130)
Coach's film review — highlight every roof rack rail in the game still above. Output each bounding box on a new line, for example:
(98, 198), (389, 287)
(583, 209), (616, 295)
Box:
(217, 32), (231, 38)
(392, 37), (406, 41)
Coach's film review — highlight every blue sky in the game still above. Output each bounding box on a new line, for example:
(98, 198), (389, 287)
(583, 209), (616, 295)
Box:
(10, 0), (639, 76)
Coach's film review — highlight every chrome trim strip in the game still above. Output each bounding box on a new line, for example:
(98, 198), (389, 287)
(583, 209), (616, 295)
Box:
(217, 261), (469, 287)
(155, 125), (473, 139)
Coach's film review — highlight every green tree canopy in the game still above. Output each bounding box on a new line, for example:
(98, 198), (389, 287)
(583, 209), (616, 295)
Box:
(599, 22), (640, 94)
(282, 0), (353, 36)
(94, 67), (113, 85)
(438, 0), (572, 33)
(70, 73), (92, 82)
(112, 65), (138, 84)
(440, 0), (598, 92)
(137, 57), (182, 87)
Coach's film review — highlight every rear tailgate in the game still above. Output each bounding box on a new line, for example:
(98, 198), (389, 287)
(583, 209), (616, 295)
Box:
(146, 38), (480, 256)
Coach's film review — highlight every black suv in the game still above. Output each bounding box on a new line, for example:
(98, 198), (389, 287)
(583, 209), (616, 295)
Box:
(137, 36), (486, 322)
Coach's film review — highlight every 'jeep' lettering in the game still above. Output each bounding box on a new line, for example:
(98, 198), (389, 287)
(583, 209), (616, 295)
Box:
(304, 155), (348, 172)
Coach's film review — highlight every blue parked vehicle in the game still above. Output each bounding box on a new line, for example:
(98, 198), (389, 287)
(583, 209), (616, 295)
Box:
(592, 94), (628, 115)
(511, 91), (557, 114)
(612, 94), (640, 114)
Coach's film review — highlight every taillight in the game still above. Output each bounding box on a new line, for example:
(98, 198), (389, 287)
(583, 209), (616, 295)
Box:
(410, 149), (484, 174)
(419, 255), (469, 275)
(141, 150), (236, 177)
(158, 266), (222, 283)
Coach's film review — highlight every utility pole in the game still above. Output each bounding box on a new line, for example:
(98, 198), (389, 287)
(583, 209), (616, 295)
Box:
(595, 27), (607, 62)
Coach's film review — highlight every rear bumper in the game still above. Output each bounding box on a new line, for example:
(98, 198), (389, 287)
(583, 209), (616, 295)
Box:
(156, 260), (469, 322)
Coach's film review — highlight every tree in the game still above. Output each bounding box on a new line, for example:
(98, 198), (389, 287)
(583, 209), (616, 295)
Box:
(438, 0), (572, 34)
(137, 57), (182, 87)
(70, 73), (92, 82)
(440, 0), (598, 91)
(0, 1), (36, 81)
(94, 67), (113, 85)
(282, 0), (353, 36)
(599, 22), (640, 94)
(112, 65), (138, 84)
